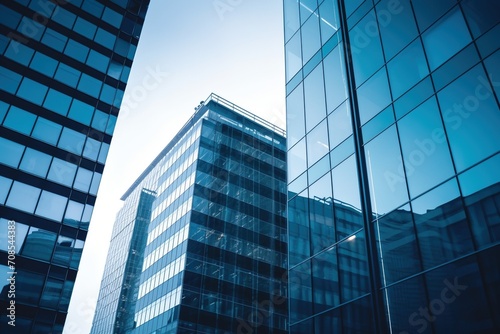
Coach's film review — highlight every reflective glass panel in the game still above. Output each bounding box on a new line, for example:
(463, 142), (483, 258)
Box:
(285, 32), (302, 82)
(32, 117), (62, 145)
(47, 158), (77, 187)
(68, 99), (94, 125)
(29, 51), (58, 77)
(58, 128), (86, 155)
(19, 148), (52, 178)
(287, 83), (305, 148)
(288, 139), (307, 182)
(323, 45), (348, 113)
(307, 119), (329, 166)
(35, 190), (68, 221)
(21, 227), (56, 261)
(0, 137), (24, 168)
(304, 63), (326, 132)
(6, 181), (40, 213)
(43, 89), (72, 116)
(301, 12), (321, 64)
(3, 106), (36, 135)
(357, 66), (391, 124)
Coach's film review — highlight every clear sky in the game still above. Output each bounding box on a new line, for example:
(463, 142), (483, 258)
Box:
(63, 1), (285, 333)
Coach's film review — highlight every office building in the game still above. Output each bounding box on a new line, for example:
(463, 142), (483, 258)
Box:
(284, 0), (500, 333)
(0, 0), (150, 332)
(91, 94), (288, 334)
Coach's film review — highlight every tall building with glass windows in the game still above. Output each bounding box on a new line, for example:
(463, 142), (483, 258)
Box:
(284, 0), (500, 333)
(0, 0), (150, 332)
(91, 94), (288, 334)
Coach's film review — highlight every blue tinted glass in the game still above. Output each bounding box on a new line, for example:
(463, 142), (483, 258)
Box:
(103, 7), (122, 29)
(319, 0), (339, 45)
(68, 99), (94, 125)
(362, 105), (394, 143)
(91, 110), (108, 132)
(3, 106), (36, 135)
(0, 66), (22, 94)
(0, 4), (22, 29)
(0, 137), (24, 168)
(4, 41), (34, 65)
(284, 0), (300, 42)
(17, 77), (48, 105)
(483, 50), (500, 100)
(64, 200), (84, 224)
(0, 35), (8, 54)
(105, 115), (116, 135)
(350, 10), (385, 86)
(412, 179), (473, 269)
(98, 142), (109, 164)
(35, 190), (67, 221)
(82, 0), (104, 17)
(338, 230), (370, 301)
(78, 73), (102, 98)
(398, 97), (455, 198)
(365, 126), (409, 215)
(459, 153), (500, 198)
(307, 119), (329, 166)
(47, 158), (77, 187)
(74, 167), (92, 192)
(41, 28), (67, 51)
(0, 101), (7, 123)
(300, 0), (318, 23)
(432, 44), (479, 92)
(89, 172), (101, 195)
(411, 0), (455, 31)
(308, 153), (330, 185)
(64, 39), (89, 62)
(323, 45), (347, 113)
(107, 61), (123, 80)
(29, 52), (58, 77)
(286, 83), (305, 148)
(99, 84), (116, 105)
(357, 67), (391, 124)
(55, 63), (80, 88)
(113, 89), (124, 108)
(58, 128), (85, 155)
(312, 245), (339, 312)
(289, 260), (312, 322)
(387, 38), (428, 98)
(83, 137), (101, 161)
(87, 50), (109, 73)
(304, 63), (326, 132)
(0, 177), (12, 204)
(332, 155), (360, 210)
(32, 117), (62, 145)
(94, 28), (116, 49)
(422, 8), (472, 70)
(6, 181), (40, 213)
(19, 148), (51, 178)
(114, 38), (129, 57)
(17, 17), (44, 41)
(328, 101), (351, 148)
(393, 76), (433, 119)
(43, 89), (72, 116)
(21, 228), (56, 261)
(377, 0), (418, 60)
(288, 139), (307, 182)
(29, 0), (56, 16)
(438, 65), (500, 171)
(330, 135), (354, 168)
(301, 12), (321, 65)
(51, 7), (76, 28)
(285, 32), (302, 82)
(309, 172), (334, 254)
(73, 17), (97, 39)
(461, 0), (500, 38)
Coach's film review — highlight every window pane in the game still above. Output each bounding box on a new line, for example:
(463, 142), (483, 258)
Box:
(105, 115), (116, 135)
(0, 137), (24, 168)
(307, 119), (329, 166)
(47, 158), (77, 187)
(0, 219), (29, 252)
(64, 39), (89, 62)
(77, 73), (102, 98)
(412, 179), (474, 270)
(3, 106), (36, 135)
(91, 110), (108, 132)
(365, 126), (409, 215)
(17, 77), (48, 105)
(5, 40), (34, 65)
(86, 50), (109, 73)
(285, 32), (302, 82)
(398, 97), (455, 198)
(350, 10), (384, 86)
(387, 38), (428, 98)
(319, 0), (339, 45)
(41, 28), (67, 51)
(21, 227), (56, 261)
(89, 172), (102, 195)
(83, 137), (101, 161)
(289, 260), (313, 323)
(287, 84), (305, 148)
(0, 66), (22, 94)
(411, 0), (455, 31)
(304, 63), (326, 132)
(332, 155), (361, 211)
(102, 7), (122, 28)
(0, 177), (12, 204)
(357, 67), (391, 124)
(284, 0), (300, 42)
(288, 139), (307, 182)
(30, 52), (58, 77)
(74, 167), (93, 192)
(461, 0), (500, 38)
(323, 45), (348, 113)
(35, 190), (68, 221)
(54, 63), (80, 88)
(58, 128), (85, 155)
(6, 181), (41, 213)
(51, 7), (76, 28)
(43, 89), (72, 116)
(422, 8), (472, 70)
(98, 142), (109, 164)
(19, 148), (52, 178)
(94, 28), (116, 49)
(32, 117), (62, 145)
(73, 17), (97, 39)
(301, 12), (321, 65)
(68, 99), (94, 125)
(338, 230), (370, 301)
(438, 65), (500, 171)
(64, 200), (84, 227)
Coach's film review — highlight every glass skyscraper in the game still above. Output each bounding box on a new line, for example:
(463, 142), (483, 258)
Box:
(0, 0), (149, 332)
(284, 0), (499, 333)
(91, 94), (288, 334)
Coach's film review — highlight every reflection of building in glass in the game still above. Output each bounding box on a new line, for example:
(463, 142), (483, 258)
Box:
(91, 94), (288, 334)
(284, 0), (500, 332)
(0, 0), (150, 332)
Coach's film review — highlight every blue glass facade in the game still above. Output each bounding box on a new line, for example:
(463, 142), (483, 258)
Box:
(284, 0), (500, 333)
(91, 95), (288, 334)
(0, 0), (150, 332)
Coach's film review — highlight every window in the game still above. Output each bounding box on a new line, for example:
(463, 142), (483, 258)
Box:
(68, 99), (94, 125)
(286, 84), (305, 148)
(99, 84), (116, 105)
(73, 17), (97, 39)
(98, 142), (109, 164)
(323, 45), (348, 113)
(32, 117), (62, 145)
(6, 181), (41, 213)
(54, 63), (80, 88)
(0, 137), (25, 168)
(43, 89), (72, 116)
(285, 32), (302, 82)
(78, 73), (102, 98)
(89, 172), (102, 195)
(422, 8), (472, 70)
(21, 227), (56, 261)
(306, 119), (329, 166)
(51, 7), (76, 29)
(0, 66), (22, 94)
(304, 63), (326, 132)
(102, 7), (122, 28)
(47, 157), (77, 187)
(87, 50), (109, 73)
(0, 219), (29, 252)
(94, 28), (116, 49)
(4, 41), (34, 65)
(58, 128), (85, 155)
(91, 110), (108, 132)
(17, 77), (48, 105)
(288, 139), (307, 182)
(19, 148), (52, 178)
(64, 200), (84, 227)
(284, 0), (300, 42)
(35, 190), (68, 221)
(0, 177), (12, 204)
(357, 67), (391, 124)
(74, 167), (93, 192)
(301, 12), (321, 65)
(64, 39), (89, 63)
(41, 28), (67, 51)
(30, 52), (58, 77)
(83, 137), (101, 161)
(3, 106), (36, 135)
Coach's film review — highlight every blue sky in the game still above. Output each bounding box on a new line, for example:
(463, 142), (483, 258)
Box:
(64, 1), (285, 333)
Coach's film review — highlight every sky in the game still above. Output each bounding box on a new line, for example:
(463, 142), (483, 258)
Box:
(63, 1), (285, 333)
